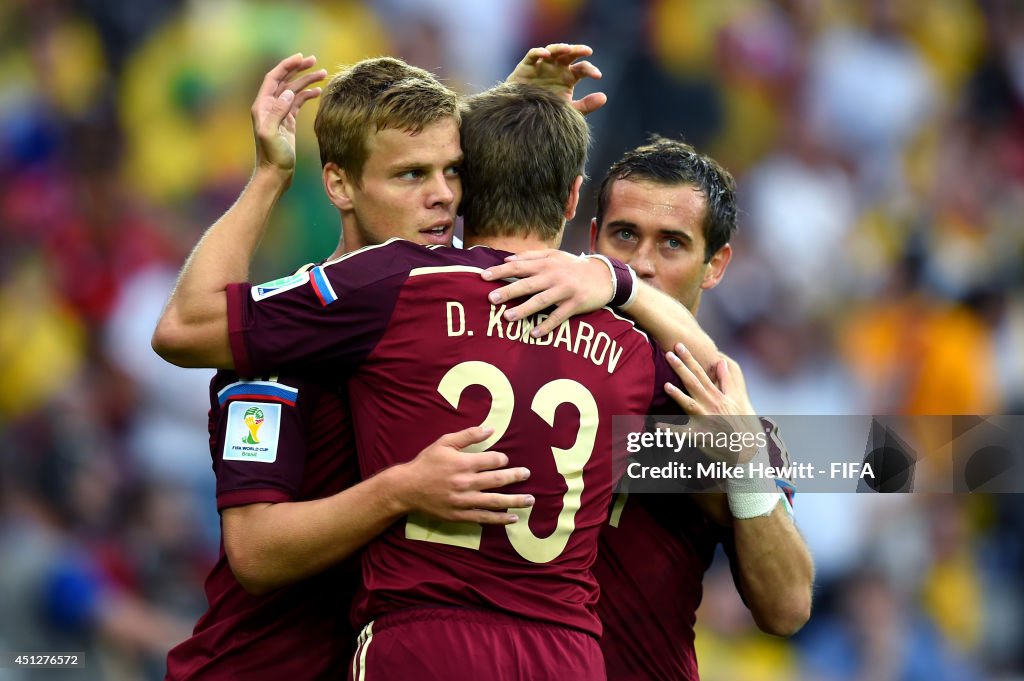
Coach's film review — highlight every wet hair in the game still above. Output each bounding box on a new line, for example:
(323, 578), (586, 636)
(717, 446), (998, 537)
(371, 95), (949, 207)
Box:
(596, 135), (737, 260)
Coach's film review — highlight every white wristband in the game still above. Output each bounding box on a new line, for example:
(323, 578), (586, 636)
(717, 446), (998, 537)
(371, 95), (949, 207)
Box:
(726, 444), (782, 519)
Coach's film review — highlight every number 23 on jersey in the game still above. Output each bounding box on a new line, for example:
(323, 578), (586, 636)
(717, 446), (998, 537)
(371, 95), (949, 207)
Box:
(406, 360), (598, 564)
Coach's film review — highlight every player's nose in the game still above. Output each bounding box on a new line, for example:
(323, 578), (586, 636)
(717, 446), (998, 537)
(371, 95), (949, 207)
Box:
(632, 246), (656, 280)
(427, 172), (456, 207)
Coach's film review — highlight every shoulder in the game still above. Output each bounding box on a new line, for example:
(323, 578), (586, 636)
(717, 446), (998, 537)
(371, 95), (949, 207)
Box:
(321, 240), (508, 279)
(328, 242), (512, 301)
(321, 239), (440, 275)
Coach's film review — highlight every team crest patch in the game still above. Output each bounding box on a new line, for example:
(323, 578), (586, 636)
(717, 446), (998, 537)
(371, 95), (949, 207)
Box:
(252, 271), (310, 300)
(223, 401), (282, 463)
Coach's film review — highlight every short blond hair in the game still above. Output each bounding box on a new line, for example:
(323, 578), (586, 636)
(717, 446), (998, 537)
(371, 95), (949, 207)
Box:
(314, 57), (460, 184)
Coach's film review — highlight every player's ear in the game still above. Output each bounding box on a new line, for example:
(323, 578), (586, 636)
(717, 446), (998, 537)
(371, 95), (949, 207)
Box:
(564, 175), (584, 220)
(589, 218), (599, 253)
(323, 162), (355, 211)
(701, 243), (732, 291)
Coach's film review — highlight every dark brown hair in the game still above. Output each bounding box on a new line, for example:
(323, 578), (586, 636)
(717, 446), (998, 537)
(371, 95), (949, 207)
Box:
(596, 135), (737, 261)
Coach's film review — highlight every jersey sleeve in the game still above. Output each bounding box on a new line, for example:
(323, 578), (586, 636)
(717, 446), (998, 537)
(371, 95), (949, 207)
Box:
(209, 372), (323, 511)
(225, 239), (420, 378)
(762, 417), (796, 515)
(646, 340), (687, 415)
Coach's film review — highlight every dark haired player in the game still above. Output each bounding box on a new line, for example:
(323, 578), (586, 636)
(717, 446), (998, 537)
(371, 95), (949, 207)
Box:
(484, 135), (814, 680)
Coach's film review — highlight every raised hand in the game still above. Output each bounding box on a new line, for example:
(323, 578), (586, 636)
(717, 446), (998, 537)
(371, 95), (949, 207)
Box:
(506, 43), (608, 115)
(251, 53), (328, 177)
(664, 345), (764, 465)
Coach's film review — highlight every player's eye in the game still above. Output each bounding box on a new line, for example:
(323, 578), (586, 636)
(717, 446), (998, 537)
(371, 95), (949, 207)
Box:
(444, 165), (461, 178)
(616, 229), (637, 243)
(663, 237), (683, 250)
(398, 169), (424, 180)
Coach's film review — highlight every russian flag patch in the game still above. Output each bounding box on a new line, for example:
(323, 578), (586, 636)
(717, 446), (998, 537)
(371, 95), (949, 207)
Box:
(310, 266), (338, 306)
(217, 380), (299, 407)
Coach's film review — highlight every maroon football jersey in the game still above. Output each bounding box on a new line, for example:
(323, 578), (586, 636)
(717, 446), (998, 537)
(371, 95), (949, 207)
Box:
(165, 371), (361, 681)
(595, 418), (796, 681)
(225, 239), (681, 637)
(595, 494), (722, 681)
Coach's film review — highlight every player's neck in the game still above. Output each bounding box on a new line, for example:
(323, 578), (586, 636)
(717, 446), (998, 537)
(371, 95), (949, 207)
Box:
(327, 235), (350, 261)
(464, 234), (560, 254)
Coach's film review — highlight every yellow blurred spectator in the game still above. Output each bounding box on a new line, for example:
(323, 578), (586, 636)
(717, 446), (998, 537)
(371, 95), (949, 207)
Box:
(903, 0), (987, 96)
(920, 496), (984, 653)
(36, 16), (108, 116)
(651, 0), (747, 75)
(841, 296), (997, 415)
(0, 259), (86, 419)
(693, 565), (797, 681)
(120, 2), (389, 202)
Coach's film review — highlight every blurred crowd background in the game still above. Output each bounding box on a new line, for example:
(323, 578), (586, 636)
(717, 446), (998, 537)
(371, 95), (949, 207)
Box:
(1, 0), (1022, 679)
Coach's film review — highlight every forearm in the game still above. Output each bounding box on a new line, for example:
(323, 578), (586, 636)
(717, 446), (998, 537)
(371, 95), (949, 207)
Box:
(224, 464), (410, 595)
(625, 283), (718, 372)
(732, 503), (814, 636)
(152, 167), (290, 368)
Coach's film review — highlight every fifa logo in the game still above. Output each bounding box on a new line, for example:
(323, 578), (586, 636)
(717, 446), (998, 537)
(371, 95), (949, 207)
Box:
(242, 406), (265, 444)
